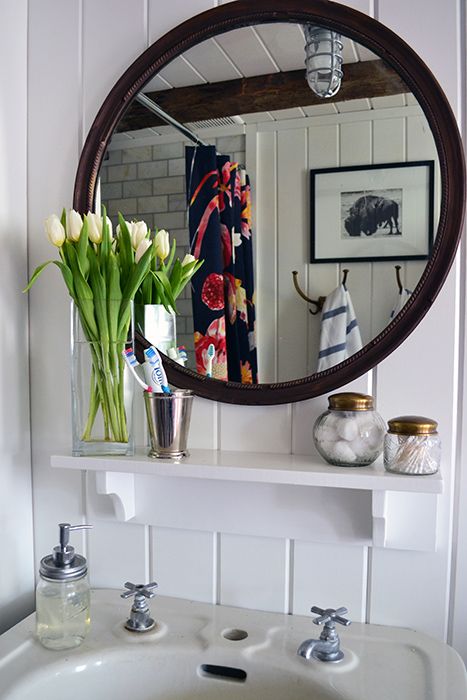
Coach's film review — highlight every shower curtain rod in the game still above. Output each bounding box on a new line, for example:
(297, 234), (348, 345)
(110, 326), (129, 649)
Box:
(136, 93), (246, 170)
(136, 93), (210, 147)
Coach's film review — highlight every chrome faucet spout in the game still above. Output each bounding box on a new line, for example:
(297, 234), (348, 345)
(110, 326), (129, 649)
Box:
(297, 605), (351, 663)
(298, 636), (342, 662)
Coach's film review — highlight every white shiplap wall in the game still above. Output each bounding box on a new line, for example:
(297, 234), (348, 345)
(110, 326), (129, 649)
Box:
(4, 0), (463, 668)
(0, 0), (34, 635)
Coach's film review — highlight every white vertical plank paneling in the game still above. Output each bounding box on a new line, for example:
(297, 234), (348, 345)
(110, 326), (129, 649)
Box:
(82, 0), (148, 140)
(277, 129), (309, 382)
(220, 534), (287, 612)
(379, 0), (459, 108)
(372, 0), (462, 646)
(0, 0), (34, 633)
(188, 396), (219, 450)
(149, 0), (215, 44)
(293, 541), (368, 622)
(219, 403), (291, 453)
(308, 123), (339, 374)
(28, 0), (86, 581)
(151, 526), (214, 602)
(370, 116), (405, 339)
(373, 117), (406, 164)
(87, 521), (149, 589)
(256, 130), (278, 383)
(340, 121), (372, 167)
(80, 0), (150, 576)
(372, 273), (459, 641)
(21, 0), (467, 666)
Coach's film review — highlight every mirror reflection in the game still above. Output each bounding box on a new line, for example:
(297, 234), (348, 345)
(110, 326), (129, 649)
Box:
(99, 22), (440, 384)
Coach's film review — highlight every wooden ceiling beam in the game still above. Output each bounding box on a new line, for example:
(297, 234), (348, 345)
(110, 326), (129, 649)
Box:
(116, 59), (409, 133)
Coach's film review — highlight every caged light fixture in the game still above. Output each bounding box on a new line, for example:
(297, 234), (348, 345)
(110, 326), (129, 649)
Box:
(303, 24), (344, 98)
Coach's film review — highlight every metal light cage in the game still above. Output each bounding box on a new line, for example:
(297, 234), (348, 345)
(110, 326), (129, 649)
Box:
(304, 24), (344, 98)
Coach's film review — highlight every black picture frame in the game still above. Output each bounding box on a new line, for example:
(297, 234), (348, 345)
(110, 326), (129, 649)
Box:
(310, 160), (435, 264)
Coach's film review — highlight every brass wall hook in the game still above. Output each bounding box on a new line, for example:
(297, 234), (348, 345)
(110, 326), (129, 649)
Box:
(292, 271), (326, 315)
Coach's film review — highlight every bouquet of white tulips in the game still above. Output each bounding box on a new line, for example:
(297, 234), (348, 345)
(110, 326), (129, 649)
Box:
(25, 207), (156, 445)
(134, 227), (203, 313)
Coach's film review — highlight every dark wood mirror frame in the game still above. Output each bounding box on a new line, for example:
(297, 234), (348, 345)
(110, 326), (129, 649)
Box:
(73, 0), (465, 405)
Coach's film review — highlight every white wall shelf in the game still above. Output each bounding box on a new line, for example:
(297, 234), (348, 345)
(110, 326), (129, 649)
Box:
(51, 449), (443, 552)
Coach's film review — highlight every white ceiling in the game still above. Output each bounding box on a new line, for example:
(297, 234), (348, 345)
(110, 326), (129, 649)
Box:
(115, 23), (415, 142)
(144, 25), (378, 92)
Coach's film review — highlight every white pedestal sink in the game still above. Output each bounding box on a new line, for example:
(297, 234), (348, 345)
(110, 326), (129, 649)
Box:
(0, 589), (465, 700)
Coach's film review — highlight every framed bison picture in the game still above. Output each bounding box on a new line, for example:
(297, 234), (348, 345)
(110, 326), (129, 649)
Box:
(310, 161), (435, 263)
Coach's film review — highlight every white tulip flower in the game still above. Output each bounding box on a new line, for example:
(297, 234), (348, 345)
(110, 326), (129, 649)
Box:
(45, 214), (66, 247)
(134, 237), (152, 263)
(66, 210), (83, 242)
(155, 229), (170, 260)
(87, 212), (103, 244)
(129, 221), (148, 250)
(181, 254), (196, 267)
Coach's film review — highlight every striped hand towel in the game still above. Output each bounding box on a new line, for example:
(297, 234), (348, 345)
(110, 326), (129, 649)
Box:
(317, 284), (363, 372)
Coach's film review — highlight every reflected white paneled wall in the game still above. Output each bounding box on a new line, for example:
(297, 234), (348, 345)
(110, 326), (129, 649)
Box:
(255, 107), (437, 382)
(22, 0), (467, 669)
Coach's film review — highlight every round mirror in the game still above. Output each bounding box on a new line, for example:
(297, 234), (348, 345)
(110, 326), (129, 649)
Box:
(73, 0), (465, 405)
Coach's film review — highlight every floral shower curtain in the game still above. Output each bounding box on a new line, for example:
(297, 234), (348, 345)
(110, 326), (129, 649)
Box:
(186, 145), (258, 383)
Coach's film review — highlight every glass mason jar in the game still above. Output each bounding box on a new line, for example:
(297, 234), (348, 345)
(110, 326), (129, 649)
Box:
(383, 415), (440, 475)
(36, 571), (90, 651)
(313, 392), (386, 467)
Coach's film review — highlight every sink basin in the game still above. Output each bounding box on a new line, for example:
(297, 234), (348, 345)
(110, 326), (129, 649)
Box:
(0, 589), (465, 700)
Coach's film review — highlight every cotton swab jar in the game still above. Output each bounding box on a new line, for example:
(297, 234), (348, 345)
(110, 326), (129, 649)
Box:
(313, 392), (386, 467)
(383, 416), (440, 475)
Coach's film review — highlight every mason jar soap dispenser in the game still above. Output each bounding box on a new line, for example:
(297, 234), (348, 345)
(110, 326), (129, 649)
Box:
(36, 522), (92, 650)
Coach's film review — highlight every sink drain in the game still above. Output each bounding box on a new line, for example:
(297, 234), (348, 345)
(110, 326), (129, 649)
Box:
(222, 628), (248, 641)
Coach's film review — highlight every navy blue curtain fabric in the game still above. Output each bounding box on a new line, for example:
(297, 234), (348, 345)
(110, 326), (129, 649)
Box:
(186, 145), (258, 383)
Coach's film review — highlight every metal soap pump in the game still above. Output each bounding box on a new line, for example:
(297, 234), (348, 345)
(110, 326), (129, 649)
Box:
(36, 523), (92, 650)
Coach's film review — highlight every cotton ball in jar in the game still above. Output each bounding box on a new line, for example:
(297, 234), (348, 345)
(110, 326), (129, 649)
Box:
(316, 424), (339, 444)
(359, 420), (385, 449)
(332, 440), (357, 463)
(336, 418), (359, 441)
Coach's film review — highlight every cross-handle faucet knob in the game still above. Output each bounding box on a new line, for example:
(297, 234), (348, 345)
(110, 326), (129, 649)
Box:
(121, 581), (158, 600)
(120, 581), (158, 632)
(311, 606), (350, 628)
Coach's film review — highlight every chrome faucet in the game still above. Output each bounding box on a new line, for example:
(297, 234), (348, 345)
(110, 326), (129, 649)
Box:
(297, 606), (351, 662)
(121, 581), (158, 632)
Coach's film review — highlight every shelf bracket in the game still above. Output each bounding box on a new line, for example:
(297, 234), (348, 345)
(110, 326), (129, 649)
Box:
(372, 490), (439, 551)
(95, 471), (136, 522)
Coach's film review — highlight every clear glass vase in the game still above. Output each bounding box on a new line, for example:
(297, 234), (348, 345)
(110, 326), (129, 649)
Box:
(71, 300), (134, 457)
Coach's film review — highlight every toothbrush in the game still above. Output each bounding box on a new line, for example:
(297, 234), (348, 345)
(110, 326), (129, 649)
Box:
(144, 346), (170, 393)
(206, 343), (215, 377)
(168, 346), (188, 366)
(177, 346), (188, 366)
(122, 348), (152, 392)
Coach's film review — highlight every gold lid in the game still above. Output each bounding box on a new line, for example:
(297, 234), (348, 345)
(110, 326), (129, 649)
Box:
(387, 415), (438, 435)
(328, 392), (375, 411)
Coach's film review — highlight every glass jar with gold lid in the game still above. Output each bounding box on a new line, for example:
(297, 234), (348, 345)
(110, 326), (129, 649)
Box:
(313, 392), (385, 467)
(383, 415), (440, 475)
